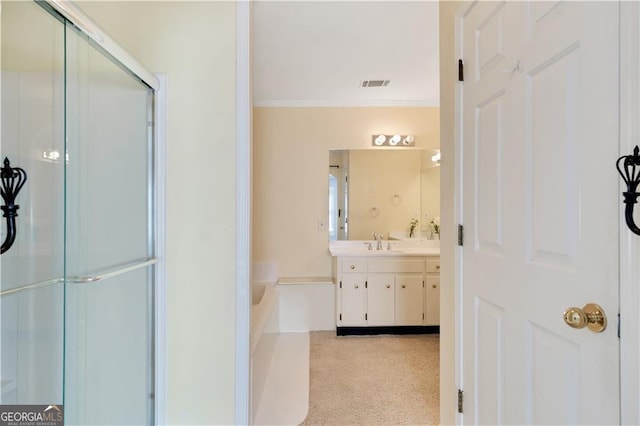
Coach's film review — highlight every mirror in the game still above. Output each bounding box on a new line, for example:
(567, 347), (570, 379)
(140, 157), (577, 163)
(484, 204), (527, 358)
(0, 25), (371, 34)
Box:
(329, 149), (440, 240)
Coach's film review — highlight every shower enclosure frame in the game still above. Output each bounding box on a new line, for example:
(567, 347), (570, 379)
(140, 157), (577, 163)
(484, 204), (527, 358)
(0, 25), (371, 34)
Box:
(0, 0), (166, 422)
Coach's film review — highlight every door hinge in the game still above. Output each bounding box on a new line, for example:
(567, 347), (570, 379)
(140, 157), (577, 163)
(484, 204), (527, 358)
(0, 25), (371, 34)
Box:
(458, 389), (464, 413)
(340, 281), (342, 289)
(458, 59), (464, 82)
(458, 224), (464, 246)
(618, 313), (620, 338)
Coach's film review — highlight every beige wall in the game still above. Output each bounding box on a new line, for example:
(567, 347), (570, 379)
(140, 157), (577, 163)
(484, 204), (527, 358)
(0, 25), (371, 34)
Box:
(348, 150), (422, 240)
(253, 107), (439, 278)
(439, 1), (462, 425)
(77, 2), (238, 424)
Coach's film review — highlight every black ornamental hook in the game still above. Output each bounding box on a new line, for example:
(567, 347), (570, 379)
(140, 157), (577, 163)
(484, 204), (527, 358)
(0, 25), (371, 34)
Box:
(617, 146), (640, 235)
(0, 157), (27, 254)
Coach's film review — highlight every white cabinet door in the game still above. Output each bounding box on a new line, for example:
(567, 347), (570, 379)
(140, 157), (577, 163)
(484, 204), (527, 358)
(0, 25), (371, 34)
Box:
(340, 273), (365, 326)
(395, 275), (424, 325)
(366, 275), (395, 326)
(425, 275), (439, 326)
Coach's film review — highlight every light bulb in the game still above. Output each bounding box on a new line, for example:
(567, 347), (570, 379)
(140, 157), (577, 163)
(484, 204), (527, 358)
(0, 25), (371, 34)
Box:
(374, 135), (386, 146)
(403, 135), (415, 145)
(390, 134), (402, 145)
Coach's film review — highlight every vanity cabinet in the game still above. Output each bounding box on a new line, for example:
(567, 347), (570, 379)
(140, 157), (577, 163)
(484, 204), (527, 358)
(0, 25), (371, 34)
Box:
(335, 255), (440, 334)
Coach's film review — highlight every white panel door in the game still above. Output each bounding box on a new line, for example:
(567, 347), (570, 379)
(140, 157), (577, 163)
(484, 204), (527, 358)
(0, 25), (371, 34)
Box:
(460, 1), (619, 424)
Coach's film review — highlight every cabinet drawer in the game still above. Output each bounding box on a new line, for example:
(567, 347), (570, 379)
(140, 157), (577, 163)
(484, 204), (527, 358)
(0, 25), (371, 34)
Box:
(426, 258), (440, 273)
(367, 259), (424, 273)
(341, 258), (366, 273)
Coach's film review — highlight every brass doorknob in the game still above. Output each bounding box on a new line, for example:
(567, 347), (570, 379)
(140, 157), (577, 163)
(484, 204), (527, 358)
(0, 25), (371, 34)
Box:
(563, 303), (607, 333)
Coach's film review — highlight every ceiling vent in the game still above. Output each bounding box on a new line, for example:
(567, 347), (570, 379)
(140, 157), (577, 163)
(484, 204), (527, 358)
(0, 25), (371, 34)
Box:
(361, 80), (390, 88)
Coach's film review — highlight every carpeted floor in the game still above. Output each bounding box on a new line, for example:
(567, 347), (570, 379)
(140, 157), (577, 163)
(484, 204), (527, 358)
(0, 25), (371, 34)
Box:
(300, 331), (440, 426)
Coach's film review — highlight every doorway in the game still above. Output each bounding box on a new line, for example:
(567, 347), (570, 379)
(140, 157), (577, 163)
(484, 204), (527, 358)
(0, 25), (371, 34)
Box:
(249, 1), (443, 423)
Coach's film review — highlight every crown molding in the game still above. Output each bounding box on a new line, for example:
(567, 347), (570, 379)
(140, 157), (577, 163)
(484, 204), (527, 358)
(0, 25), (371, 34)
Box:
(252, 99), (440, 108)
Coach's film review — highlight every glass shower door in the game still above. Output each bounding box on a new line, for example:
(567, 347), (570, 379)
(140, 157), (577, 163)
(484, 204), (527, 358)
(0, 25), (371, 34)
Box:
(0, 0), (65, 407)
(1, 2), (156, 424)
(63, 21), (155, 426)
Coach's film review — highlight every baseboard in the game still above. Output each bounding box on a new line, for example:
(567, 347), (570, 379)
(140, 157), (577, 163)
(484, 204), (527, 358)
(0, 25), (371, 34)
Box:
(336, 326), (440, 336)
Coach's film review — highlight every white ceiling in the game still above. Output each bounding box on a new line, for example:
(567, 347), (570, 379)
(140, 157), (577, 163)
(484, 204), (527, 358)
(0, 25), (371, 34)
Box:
(252, 1), (440, 107)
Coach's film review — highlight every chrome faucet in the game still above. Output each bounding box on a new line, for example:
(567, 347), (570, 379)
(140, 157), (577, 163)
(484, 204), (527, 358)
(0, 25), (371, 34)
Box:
(374, 232), (383, 250)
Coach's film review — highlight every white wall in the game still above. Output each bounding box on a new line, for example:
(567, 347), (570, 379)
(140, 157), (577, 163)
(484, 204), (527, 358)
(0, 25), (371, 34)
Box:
(76, 2), (238, 423)
(439, 2), (462, 425)
(253, 107), (440, 278)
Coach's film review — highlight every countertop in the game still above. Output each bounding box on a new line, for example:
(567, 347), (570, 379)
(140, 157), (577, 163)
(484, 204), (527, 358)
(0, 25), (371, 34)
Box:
(329, 240), (440, 257)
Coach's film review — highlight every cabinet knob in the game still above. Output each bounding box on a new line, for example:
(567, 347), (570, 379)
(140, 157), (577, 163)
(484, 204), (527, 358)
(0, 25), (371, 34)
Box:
(436, 265), (440, 270)
(354, 284), (359, 289)
(401, 284), (406, 289)
(432, 284), (437, 288)
(350, 265), (356, 270)
(386, 284), (391, 289)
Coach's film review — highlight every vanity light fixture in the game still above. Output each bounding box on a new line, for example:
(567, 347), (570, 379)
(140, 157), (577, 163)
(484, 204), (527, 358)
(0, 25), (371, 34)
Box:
(371, 134), (415, 147)
(41, 149), (69, 164)
(42, 150), (60, 162)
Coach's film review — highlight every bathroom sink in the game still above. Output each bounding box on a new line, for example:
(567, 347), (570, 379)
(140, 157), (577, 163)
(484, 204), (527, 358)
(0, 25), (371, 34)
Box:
(401, 247), (440, 255)
(329, 240), (440, 256)
(329, 248), (428, 256)
(332, 248), (402, 255)
(368, 249), (405, 255)
(329, 242), (440, 257)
